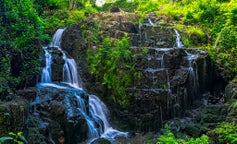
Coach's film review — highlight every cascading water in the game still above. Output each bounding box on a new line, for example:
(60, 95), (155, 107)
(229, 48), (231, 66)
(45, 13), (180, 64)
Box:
(174, 29), (184, 48)
(63, 58), (81, 88)
(148, 18), (155, 26)
(89, 95), (127, 141)
(41, 47), (52, 83)
(39, 28), (127, 143)
(185, 52), (199, 98)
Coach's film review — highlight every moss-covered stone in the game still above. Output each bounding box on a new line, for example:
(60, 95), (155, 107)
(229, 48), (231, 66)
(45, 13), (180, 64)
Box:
(225, 78), (237, 100)
(201, 104), (227, 124)
(0, 99), (28, 137)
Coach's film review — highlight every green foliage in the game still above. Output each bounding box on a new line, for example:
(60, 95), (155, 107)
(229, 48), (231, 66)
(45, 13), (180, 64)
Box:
(40, 0), (97, 31)
(100, 0), (138, 12)
(0, 0), (46, 95)
(143, 0), (237, 79)
(87, 36), (138, 106)
(136, 0), (160, 12)
(100, 0), (236, 74)
(0, 132), (27, 144)
(215, 26), (237, 79)
(157, 125), (209, 144)
(215, 122), (237, 144)
(173, 24), (206, 47)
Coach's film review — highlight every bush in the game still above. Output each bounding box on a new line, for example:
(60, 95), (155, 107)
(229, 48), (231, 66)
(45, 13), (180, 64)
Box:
(157, 125), (209, 144)
(215, 26), (237, 79)
(87, 36), (137, 106)
(216, 122), (237, 144)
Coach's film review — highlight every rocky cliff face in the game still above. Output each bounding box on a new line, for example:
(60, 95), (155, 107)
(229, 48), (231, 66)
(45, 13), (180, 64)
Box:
(60, 10), (224, 132)
(121, 48), (212, 131)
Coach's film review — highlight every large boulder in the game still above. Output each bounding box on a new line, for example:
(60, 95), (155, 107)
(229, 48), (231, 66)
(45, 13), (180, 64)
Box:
(27, 84), (90, 144)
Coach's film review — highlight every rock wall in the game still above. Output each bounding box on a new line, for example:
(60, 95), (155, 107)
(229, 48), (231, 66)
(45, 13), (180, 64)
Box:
(118, 47), (213, 131)
(60, 10), (223, 132)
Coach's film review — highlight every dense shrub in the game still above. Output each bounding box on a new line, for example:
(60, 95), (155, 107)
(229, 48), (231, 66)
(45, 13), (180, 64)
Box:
(157, 125), (209, 144)
(87, 36), (140, 107)
(0, 0), (46, 97)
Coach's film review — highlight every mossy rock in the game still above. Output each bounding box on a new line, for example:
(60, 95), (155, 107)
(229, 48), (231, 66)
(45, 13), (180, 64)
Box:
(0, 99), (28, 137)
(226, 100), (237, 122)
(0, 104), (11, 137)
(206, 130), (219, 144)
(183, 124), (201, 137)
(201, 105), (227, 123)
(225, 78), (237, 100)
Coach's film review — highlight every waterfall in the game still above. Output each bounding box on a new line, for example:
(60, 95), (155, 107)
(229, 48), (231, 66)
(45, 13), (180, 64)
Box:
(186, 52), (199, 98)
(41, 28), (82, 88)
(89, 95), (127, 141)
(41, 47), (52, 83)
(39, 28), (127, 143)
(148, 18), (155, 26)
(174, 29), (184, 48)
(63, 58), (81, 88)
(49, 28), (65, 47)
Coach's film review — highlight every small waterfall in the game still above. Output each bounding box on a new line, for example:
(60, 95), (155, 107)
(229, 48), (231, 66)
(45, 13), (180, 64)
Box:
(174, 29), (184, 48)
(145, 48), (172, 92)
(89, 95), (127, 141)
(49, 28), (65, 47)
(155, 48), (172, 93)
(148, 18), (155, 26)
(41, 28), (82, 88)
(39, 28), (127, 143)
(186, 52), (199, 98)
(79, 109), (100, 139)
(41, 47), (52, 83)
(63, 58), (81, 88)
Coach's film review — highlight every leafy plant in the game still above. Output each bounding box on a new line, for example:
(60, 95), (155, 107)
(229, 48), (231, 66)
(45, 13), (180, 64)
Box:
(0, 132), (27, 144)
(157, 125), (209, 144)
(208, 122), (237, 144)
(87, 35), (139, 107)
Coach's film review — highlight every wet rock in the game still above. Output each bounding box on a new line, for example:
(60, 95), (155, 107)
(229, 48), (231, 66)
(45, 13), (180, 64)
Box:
(119, 48), (214, 131)
(16, 87), (37, 101)
(28, 85), (90, 143)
